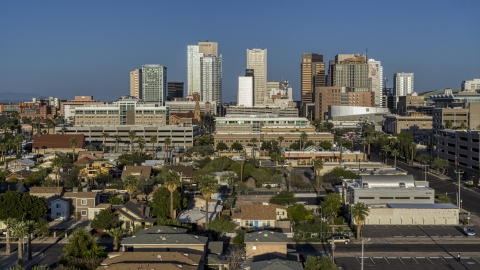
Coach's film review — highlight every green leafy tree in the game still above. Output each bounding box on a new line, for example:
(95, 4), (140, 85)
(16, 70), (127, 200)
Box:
(220, 171), (238, 192)
(90, 209), (118, 231)
(287, 204), (312, 223)
(319, 140), (332, 150)
(12, 220), (28, 265)
(151, 187), (186, 219)
(313, 159), (324, 191)
(444, 120), (453, 129)
(198, 174), (217, 227)
(108, 228), (124, 251)
(381, 145), (390, 164)
(321, 167), (359, 185)
(236, 182), (253, 195)
(63, 228), (106, 258)
(432, 157), (449, 174)
(269, 191), (297, 205)
(277, 136), (285, 149)
(304, 255), (338, 270)
(351, 202), (370, 239)
(207, 215), (236, 236)
(123, 175), (139, 201)
(231, 142), (243, 151)
(320, 192), (342, 219)
(233, 229), (246, 248)
(437, 194), (452, 204)
(300, 132), (308, 150)
(164, 170), (181, 218)
(69, 137), (79, 162)
(108, 196), (124, 205)
(390, 149), (400, 168)
(289, 142), (300, 150)
(216, 142), (228, 151)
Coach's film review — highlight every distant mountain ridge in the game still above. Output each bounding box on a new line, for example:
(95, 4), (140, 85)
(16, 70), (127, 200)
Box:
(0, 92), (47, 103)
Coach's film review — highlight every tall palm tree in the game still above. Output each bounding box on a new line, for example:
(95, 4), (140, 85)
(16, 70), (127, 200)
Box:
(46, 119), (54, 134)
(336, 137), (344, 164)
(300, 132), (308, 150)
(250, 137), (258, 161)
(60, 126), (67, 135)
(198, 174), (217, 228)
(128, 131), (136, 153)
(108, 228), (124, 251)
(135, 137), (146, 153)
(112, 134), (121, 153)
(390, 149), (400, 168)
(2, 123), (9, 134)
(52, 156), (62, 187)
(101, 132), (110, 152)
(164, 137), (172, 165)
(351, 202), (370, 239)
(123, 175), (139, 201)
(150, 136), (158, 159)
(0, 143), (7, 161)
(69, 137), (78, 162)
(164, 170), (181, 219)
(381, 145), (390, 165)
(25, 220), (36, 261)
(409, 142), (417, 165)
(277, 136), (284, 149)
(313, 159), (324, 192)
(3, 217), (17, 254)
(12, 219), (28, 265)
(365, 136), (373, 161)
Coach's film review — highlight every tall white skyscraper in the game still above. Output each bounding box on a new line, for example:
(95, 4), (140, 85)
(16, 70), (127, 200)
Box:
(187, 41), (222, 102)
(200, 55), (222, 102)
(246, 48), (267, 106)
(394, 72), (414, 97)
(187, 45), (202, 96)
(367, 59), (383, 107)
(237, 76), (253, 106)
(142, 64), (167, 105)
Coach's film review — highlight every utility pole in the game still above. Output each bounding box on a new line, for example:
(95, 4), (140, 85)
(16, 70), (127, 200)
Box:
(361, 238), (371, 270)
(422, 164), (430, 181)
(455, 170), (464, 211)
(331, 213), (335, 263)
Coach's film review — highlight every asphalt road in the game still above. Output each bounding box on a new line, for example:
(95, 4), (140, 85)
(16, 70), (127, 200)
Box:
(368, 150), (480, 214)
(27, 243), (65, 269)
(290, 243), (480, 254)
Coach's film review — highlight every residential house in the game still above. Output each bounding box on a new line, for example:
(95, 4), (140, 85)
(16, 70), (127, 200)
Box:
(6, 169), (33, 182)
(8, 158), (35, 170)
(143, 160), (164, 169)
(134, 225), (188, 235)
(0, 182), (28, 194)
(73, 157), (94, 166)
(97, 252), (202, 270)
(121, 165), (152, 180)
(78, 161), (116, 181)
(114, 201), (156, 230)
(29, 186), (64, 198)
(177, 208), (219, 230)
(212, 171), (237, 186)
(49, 197), (70, 221)
(231, 203), (287, 229)
(244, 231), (289, 260)
(88, 203), (111, 220)
(166, 165), (194, 185)
(120, 233), (208, 256)
(103, 153), (122, 162)
(249, 259), (303, 270)
(32, 134), (85, 154)
(63, 191), (100, 219)
(77, 151), (104, 160)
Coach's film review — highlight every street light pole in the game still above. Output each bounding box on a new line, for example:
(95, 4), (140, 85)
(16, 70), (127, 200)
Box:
(331, 212), (335, 263)
(422, 164), (430, 181)
(361, 238), (371, 270)
(455, 170), (463, 212)
(318, 206), (323, 242)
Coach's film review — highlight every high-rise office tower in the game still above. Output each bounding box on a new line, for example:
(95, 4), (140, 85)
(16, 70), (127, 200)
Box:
(130, 69), (142, 99)
(200, 55), (222, 102)
(246, 48), (267, 106)
(301, 53), (326, 116)
(394, 73), (414, 97)
(367, 59), (383, 107)
(332, 54), (371, 93)
(187, 41), (222, 102)
(237, 76), (253, 106)
(168, 82), (184, 99)
(142, 65), (167, 105)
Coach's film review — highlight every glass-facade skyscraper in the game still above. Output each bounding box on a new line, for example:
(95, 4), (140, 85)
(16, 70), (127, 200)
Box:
(142, 64), (167, 106)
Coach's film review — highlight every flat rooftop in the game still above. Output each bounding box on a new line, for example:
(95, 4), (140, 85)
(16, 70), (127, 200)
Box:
(387, 203), (458, 209)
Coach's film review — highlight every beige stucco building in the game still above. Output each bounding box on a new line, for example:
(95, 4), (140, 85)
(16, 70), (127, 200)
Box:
(383, 113), (432, 138)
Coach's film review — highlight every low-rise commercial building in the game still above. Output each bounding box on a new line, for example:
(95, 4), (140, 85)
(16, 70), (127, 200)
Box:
(432, 103), (480, 131)
(165, 100), (217, 114)
(383, 113), (432, 140)
(283, 149), (365, 166)
(314, 86), (375, 120)
(60, 96), (105, 117)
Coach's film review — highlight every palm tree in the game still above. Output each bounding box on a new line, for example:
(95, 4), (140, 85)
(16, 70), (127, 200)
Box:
(2, 123), (9, 134)
(128, 131), (136, 153)
(46, 119), (54, 134)
(351, 202), (370, 239)
(198, 174), (217, 228)
(381, 145), (390, 165)
(52, 156), (62, 187)
(0, 143), (7, 161)
(300, 132), (308, 150)
(112, 134), (121, 153)
(69, 137), (78, 162)
(390, 149), (400, 168)
(12, 219), (28, 265)
(3, 217), (17, 254)
(108, 228), (124, 251)
(101, 132), (110, 152)
(123, 175), (139, 201)
(250, 137), (258, 161)
(365, 136), (373, 161)
(164, 170), (181, 219)
(336, 137), (344, 164)
(135, 137), (146, 153)
(277, 136), (284, 149)
(61, 126), (67, 135)
(313, 159), (324, 192)
(25, 220), (36, 260)
(150, 136), (158, 159)
(409, 142), (417, 165)
(164, 137), (172, 165)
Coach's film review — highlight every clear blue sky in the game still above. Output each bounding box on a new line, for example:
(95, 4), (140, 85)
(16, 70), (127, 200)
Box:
(1, 1), (479, 102)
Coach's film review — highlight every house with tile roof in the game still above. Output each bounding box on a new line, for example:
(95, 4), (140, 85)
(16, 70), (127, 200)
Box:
(77, 151), (104, 160)
(113, 201), (155, 230)
(32, 134), (85, 153)
(29, 186), (64, 198)
(6, 169), (33, 181)
(231, 203), (287, 229)
(244, 231), (289, 260)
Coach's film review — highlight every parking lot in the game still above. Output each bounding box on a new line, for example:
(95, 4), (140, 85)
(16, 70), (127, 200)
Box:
(337, 256), (480, 270)
(362, 225), (471, 239)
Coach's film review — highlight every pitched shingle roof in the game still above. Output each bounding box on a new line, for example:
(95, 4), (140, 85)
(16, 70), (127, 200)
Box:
(121, 233), (208, 246)
(250, 259), (304, 270)
(73, 157), (94, 165)
(63, 191), (99, 198)
(244, 231), (288, 243)
(134, 226), (188, 235)
(32, 134), (85, 149)
(121, 165), (152, 180)
(29, 186), (63, 194)
(166, 165), (194, 178)
(99, 251), (202, 267)
(232, 204), (286, 220)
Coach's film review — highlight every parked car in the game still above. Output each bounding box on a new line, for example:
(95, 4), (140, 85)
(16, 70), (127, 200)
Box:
(464, 226), (475, 236)
(327, 235), (351, 244)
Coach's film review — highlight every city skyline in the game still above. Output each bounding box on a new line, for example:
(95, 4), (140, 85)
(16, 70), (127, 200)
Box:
(0, 1), (479, 102)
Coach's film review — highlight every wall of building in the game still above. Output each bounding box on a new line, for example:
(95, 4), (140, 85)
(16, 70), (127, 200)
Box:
(366, 207), (458, 225)
(245, 243), (286, 259)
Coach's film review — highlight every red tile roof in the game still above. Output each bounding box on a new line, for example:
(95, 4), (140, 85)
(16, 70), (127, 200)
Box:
(32, 134), (85, 150)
